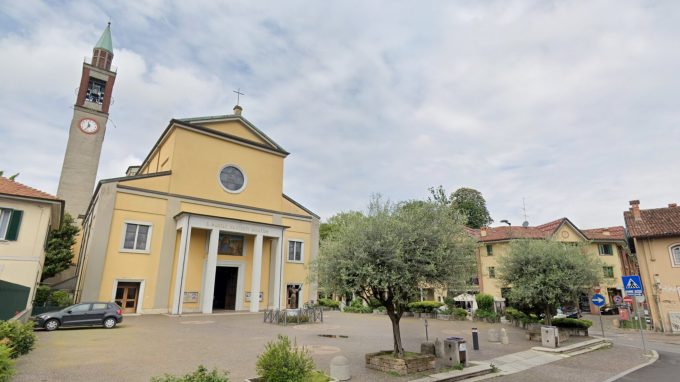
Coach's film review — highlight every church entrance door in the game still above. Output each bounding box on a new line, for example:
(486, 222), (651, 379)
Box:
(115, 282), (140, 314)
(213, 267), (238, 310)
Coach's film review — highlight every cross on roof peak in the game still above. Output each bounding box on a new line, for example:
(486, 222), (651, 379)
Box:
(233, 88), (245, 106)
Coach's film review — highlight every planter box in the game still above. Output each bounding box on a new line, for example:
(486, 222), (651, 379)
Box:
(559, 327), (588, 337)
(437, 314), (451, 320)
(365, 351), (435, 376)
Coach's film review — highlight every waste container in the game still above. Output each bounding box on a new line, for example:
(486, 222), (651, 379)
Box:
(541, 326), (559, 348)
(443, 337), (467, 366)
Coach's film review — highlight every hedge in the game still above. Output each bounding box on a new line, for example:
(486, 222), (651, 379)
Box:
(343, 300), (372, 313)
(0, 344), (13, 382)
(475, 294), (494, 311)
(551, 318), (592, 330)
(318, 298), (340, 309)
(407, 301), (443, 313)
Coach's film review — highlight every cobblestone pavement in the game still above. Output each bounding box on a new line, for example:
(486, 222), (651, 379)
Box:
(15, 312), (647, 382)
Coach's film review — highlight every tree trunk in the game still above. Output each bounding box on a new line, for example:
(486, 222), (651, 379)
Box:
(544, 306), (552, 326)
(386, 305), (405, 358)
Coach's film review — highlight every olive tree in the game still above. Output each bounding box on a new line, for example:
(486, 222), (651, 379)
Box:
(314, 196), (476, 357)
(497, 239), (603, 325)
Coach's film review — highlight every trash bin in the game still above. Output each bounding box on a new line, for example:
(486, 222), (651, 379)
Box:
(541, 326), (559, 348)
(443, 337), (467, 366)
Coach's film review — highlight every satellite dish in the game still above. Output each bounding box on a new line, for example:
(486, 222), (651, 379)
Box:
(522, 221), (529, 227)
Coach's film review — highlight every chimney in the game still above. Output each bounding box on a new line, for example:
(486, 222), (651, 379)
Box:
(126, 165), (140, 176)
(669, 203), (678, 208)
(629, 200), (642, 221)
(602, 230), (610, 236)
(480, 227), (487, 237)
(233, 105), (242, 116)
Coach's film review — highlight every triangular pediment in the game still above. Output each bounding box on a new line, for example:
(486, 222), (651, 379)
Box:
(552, 219), (588, 242)
(177, 115), (286, 154)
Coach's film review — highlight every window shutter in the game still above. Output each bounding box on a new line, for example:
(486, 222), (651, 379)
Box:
(5, 210), (23, 241)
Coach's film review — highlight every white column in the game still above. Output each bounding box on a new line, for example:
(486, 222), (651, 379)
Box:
(250, 233), (264, 312)
(201, 229), (219, 314)
(172, 218), (191, 315)
(273, 237), (283, 309)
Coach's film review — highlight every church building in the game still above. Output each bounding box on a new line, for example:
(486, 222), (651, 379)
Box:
(74, 106), (320, 314)
(60, 25), (319, 315)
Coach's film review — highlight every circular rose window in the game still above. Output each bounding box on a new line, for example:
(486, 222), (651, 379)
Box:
(218, 165), (246, 193)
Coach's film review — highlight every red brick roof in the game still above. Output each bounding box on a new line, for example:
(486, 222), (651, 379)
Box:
(624, 206), (680, 238)
(0, 177), (58, 201)
(467, 217), (625, 242)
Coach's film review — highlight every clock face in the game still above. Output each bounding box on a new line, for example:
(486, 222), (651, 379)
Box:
(79, 118), (99, 134)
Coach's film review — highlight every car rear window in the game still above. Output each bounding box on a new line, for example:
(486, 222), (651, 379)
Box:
(92, 303), (107, 310)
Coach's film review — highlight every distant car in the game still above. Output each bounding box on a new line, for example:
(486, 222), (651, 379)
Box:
(554, 308), (581, 319)
(600, 305), (619, 315)
(34, 302), (123, 331)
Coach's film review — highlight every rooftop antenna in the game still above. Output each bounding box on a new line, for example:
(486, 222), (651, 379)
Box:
(522, 197), (529, 227)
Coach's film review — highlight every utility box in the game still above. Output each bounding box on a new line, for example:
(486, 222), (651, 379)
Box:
(443, 337), (467, 366)
(541, 326), (559, 348)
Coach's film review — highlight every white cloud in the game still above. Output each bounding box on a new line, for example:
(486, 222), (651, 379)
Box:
(1, 0), (679, 228)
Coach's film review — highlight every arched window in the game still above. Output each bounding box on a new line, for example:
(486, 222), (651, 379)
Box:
(670, 245), (680, 267)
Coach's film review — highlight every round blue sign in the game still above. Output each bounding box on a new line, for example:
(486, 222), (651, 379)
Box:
(591, 293), (606, 307)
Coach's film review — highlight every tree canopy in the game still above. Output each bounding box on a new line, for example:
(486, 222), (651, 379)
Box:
(497, 239), (603, 325)
(41, 213), (79, 281)
(428, 186), (493, 228)
(315, 196), (476, 357)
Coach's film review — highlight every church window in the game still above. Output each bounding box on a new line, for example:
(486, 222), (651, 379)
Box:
(85, 77), (107, 104)
(218, 165), (246, 193)
(287, 240), (304, 262)
(121, 222), (152, 252)
(671, 245), (680, 267)
(0, 208), (22, 241)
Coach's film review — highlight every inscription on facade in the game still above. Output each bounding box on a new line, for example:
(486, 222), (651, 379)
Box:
(206, 220), (279, 236)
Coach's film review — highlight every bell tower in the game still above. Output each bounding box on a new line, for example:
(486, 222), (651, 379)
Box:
(57, 23), (117, 219)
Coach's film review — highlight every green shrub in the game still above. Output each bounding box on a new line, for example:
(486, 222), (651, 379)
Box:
(33, 286), (51, 306)
(150, 365), (229, 382)
(474, 309), (497, 321)
(451, 308), (468, 319)
(407, 301), (443, 313)
(620, 319), (647, 330)
(48, 291), (72, 307)
(0, 321), (36, 358)
(475, 294), (494, 311)
(343, 300), (372, 313)
(551, 318), (592, 329)
(368, 297), (382, 309)
(0, 344), (14, 382)
(256, 335), (315, 382)
(318, 298), (340, 309)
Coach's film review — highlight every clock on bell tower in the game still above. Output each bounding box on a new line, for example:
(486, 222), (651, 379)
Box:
(57, 23), (117, 219)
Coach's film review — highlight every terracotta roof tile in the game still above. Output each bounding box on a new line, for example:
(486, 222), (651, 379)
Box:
(471, 218), (624, 243)
(581, 226), (626, 240)
(624, 206), (680, 238)
(0, 177), (58, 201)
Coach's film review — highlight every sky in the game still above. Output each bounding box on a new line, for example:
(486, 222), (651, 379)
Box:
(1, 0), (679, 229)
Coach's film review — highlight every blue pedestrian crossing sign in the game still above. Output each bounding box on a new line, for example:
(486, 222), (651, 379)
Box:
(622, 275), (643, 292)
(591, 293), (606, 307)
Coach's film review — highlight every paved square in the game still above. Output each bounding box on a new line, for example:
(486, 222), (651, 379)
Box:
(16, 312), (544, 381)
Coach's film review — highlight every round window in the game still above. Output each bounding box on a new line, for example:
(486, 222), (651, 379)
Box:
(218, 165), (246, 193)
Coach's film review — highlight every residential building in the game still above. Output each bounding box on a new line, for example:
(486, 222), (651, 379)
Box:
(0, 177), (64, 319)
(468, 218), (633, 313)
(624, 200), (680, 332)
(74, 105), (319, 315)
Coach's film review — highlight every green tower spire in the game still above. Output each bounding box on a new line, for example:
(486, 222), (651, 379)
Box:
(94, 22), (113, 53)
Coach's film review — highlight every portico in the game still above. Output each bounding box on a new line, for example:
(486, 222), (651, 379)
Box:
(171, 213), (286, 315)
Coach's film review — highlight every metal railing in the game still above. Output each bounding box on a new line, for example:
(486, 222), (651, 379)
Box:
(263, 307), (324, 325)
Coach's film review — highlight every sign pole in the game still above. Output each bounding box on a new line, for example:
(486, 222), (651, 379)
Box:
(599, 310), (605, 338)
(634, 297), (648, 354)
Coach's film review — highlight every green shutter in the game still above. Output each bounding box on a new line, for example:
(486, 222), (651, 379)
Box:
(5, 210), (23, 241)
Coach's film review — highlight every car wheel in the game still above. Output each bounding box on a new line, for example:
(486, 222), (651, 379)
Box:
(45, 319), (60, 331)
(103, 317), (117, 329)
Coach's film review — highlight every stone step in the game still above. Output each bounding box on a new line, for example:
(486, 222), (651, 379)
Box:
(409, 363), (494, 382)
(531, 337), (612, 354)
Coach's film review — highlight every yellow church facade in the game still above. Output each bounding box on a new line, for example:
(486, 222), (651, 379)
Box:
(74, 106), (319, 314)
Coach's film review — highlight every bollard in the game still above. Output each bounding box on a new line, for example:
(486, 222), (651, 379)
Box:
(424, 318), (429, 342)
(472, 327), (479, 350)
